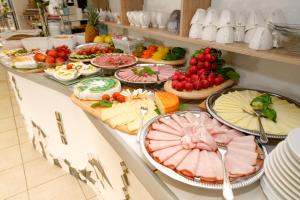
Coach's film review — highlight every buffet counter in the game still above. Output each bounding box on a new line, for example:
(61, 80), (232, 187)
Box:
(1, 64), (267, 200)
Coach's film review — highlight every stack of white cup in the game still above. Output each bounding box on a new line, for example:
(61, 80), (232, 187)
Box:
(189, 9), (206, 39)
(216, 9), (235, 43)
(127, 11), (169, 29)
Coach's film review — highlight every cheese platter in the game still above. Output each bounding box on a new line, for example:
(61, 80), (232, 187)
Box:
(71, 85), (159, 134)
(206, 88), (300, 138)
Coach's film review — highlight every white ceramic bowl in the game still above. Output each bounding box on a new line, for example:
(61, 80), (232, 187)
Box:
(74, 33), (85, 45)
(21, 37), (50, 51)
(49, 35), (76, 50)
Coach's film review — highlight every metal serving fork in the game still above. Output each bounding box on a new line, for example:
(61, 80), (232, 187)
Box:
(218, 146), (234, 200)
(242, 109), (268, 144)
(136, 106), (148, 142)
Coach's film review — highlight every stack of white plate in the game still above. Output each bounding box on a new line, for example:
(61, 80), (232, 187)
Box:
(261, 128), (300, 200)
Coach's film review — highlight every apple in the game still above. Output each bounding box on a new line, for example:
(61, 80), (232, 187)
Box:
(47, 50), (58, 58)
(45, 56), (55, 64)
(55, 57), (65, 64)
(33, 53), (46, 62)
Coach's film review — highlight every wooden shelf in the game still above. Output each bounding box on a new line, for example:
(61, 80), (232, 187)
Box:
(105, 22), (300, 66)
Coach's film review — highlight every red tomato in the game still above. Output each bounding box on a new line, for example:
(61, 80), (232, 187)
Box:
(112, 92), (121, 100)
(101, 94), (110, 100)
(66, 64), (73, 69)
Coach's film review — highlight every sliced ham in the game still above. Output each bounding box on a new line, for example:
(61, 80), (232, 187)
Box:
(182, 122), (197, 136)
(163, 149), (191, 170)
(147, 140), (181, 152)
(228, 141), (256, 152)
(226, 151), (257, 165)
(184, 112), (197, 123)
(192, 127), (217, 151)
(196, 112), (211, 126)
(152, 145), (183, 163)
(227, 146), (258, 161)
(212, 133), (232, 144)
(152, 123), (183, 136)
(146, 130), (182, 141)
(225, 154), (255, 175)
(208, 152), (224, 181)
(232, 135), (255, 143)
(159, 118), (182, 132)
(195, 150), (215, 180)
(171, 114), (188, 128)
(176, 149), (200, 177)
(194, 142), (213, 151)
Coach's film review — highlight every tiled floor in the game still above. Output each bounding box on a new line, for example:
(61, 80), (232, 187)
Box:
(0, 67), (97, 200)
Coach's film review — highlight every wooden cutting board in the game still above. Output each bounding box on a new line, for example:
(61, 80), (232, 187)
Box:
(164, 80), (235, 100)
(70, 95), (137, 135)
(138, 58), (185, 65)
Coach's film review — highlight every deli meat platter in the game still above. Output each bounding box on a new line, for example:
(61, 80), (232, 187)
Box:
(114, 64), (176, 85)
(139, 111), (266, 190)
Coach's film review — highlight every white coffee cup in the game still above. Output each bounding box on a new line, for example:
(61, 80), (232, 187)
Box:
(202, 25), (217, 41)
(190, 9), (206, 25)
(203, 8), (218, 26)
(150, 12), (158, 28)
(234, 26), (245, 42)
(244, 28), (257, 43)
(246, 10), (265, 31)
(249, 27), (273, 50)
(140, 12), (150, 28)
(189, 23), (203, 39)
(156, 12), (169, 29)
(217, 9), (235, 28)
(216, 26), (234, 43)
(235, 11), (247, 26)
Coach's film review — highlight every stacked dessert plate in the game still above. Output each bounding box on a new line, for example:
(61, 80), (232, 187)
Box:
(261, 128), (300, 200)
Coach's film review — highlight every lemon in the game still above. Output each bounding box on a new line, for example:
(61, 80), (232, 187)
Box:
(93, 36), (104, 43)
(104, 35), (113, 44)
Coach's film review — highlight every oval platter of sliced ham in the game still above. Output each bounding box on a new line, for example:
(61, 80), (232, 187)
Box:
(114, 63), (176, 85)
(139, 111), (267, 190)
